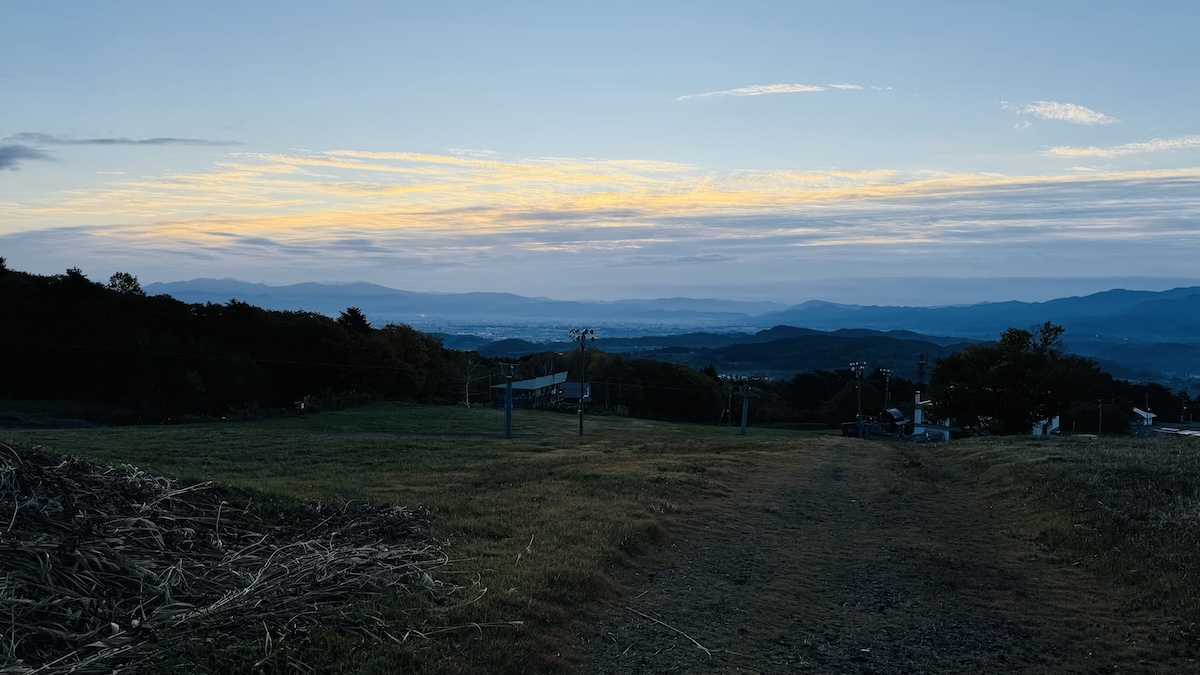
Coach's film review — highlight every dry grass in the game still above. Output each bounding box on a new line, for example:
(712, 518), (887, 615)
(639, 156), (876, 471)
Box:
(0, 441), (462, 674)
(10, 404), (1199, 673)
(938, 435), (1200, 666)
(5, 403), (810, 674)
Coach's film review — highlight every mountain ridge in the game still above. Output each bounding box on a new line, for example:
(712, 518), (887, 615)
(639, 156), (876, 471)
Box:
(145, 279), (1200, 340)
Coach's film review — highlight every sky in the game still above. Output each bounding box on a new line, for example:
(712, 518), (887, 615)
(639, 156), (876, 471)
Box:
(3, 0), (1200, 305)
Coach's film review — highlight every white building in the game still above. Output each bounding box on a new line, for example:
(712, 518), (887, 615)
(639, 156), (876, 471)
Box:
(912, 392), (953, 441)
(1133, 407), (1158, 426)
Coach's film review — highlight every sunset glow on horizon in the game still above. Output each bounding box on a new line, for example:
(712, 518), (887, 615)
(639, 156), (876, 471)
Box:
(4, 1), (1200, 303)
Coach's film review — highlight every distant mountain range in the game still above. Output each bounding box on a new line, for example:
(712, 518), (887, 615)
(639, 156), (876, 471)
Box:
(144, 279), (788, 325)
(144, 279), (1200, 385)
(760, 287), (1200, 342)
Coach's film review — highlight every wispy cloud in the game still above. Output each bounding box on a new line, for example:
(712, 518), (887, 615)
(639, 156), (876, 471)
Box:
(7, 146), (1200, 299)
(6, 132), (240, 146)
(1048, 135), (1200, 157)
(0, 132), (239, 173)
(1002, 100), (1117, 125)
(677, 83), (865, 100)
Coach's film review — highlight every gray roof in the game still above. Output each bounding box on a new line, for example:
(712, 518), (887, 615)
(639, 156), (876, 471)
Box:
(491, 371), (568, 391)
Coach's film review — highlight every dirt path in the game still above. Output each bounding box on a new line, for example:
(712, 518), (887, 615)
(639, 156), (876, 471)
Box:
(586, 438), (1117, 674)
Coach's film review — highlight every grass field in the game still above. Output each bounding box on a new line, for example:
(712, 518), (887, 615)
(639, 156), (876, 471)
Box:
(9, 403), (824, 673)
(7, 402), (1200, 673)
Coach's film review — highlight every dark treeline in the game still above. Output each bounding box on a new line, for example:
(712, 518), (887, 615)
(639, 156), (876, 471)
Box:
(3, 261), (1191, 433)
(0, 264), (459, 420)
(539, 350), (726, 424)
(546, 342), (1192, 434)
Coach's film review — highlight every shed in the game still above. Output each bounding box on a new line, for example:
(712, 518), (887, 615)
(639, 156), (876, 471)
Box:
(1133, 407), (1158, 426)
(491, 371), (568, 409)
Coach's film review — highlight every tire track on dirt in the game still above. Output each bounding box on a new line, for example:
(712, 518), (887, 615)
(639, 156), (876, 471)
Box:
(587, 439), (1053, 674)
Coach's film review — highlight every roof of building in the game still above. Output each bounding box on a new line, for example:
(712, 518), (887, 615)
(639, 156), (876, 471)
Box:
(491, 371), (568, 391)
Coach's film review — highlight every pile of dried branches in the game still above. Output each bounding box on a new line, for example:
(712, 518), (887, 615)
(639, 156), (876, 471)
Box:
(0, 441), (456, 674)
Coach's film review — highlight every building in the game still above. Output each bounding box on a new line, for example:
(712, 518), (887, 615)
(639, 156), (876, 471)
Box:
(1133, 407), (1158, 426)
(1031, 415), (1060, 436)
(491, 371), (568, 409)
(912, 392), (954, 441)
(561, 381), (591, 404)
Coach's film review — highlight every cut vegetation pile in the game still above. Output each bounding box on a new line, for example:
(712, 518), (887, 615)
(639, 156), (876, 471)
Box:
(0, 441), (454, 674)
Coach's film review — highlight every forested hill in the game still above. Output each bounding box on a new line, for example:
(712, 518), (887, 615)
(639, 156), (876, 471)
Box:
(637, 328), (975, 381)
(477, 325), (974, 381)
(0, 266), (459, 421)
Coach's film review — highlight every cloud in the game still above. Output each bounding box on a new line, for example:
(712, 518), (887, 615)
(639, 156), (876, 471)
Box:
(1048, 135), (1200, 158)
(6, 132), (240, 146)
(678, 83), (868, 100)
(0, 132), (239, 173)
(1002, 100), (1117, 125)
(0, 144), (51, 171)
(7, 146), (1200, 300)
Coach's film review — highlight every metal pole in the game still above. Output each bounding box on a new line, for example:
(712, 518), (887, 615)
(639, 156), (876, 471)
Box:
(739, 385), (751, 435)
(1097, 398), (1103, 434)
(578, 332), (585, 437)
(850, 361), (866, 438)
(505, 379), (513, 439)
(502, 363), (516, 439)
(858, 376), (863, 437)
(570, 328), (593, 437)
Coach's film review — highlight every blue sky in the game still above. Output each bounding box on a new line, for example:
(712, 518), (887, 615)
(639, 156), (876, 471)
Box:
(3, 0), (1199, 304)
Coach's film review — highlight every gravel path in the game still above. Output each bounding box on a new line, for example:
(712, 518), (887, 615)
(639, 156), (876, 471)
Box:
(587, 440), (1064, 674)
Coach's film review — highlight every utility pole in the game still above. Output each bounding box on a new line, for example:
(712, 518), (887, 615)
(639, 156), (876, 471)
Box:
(850, 361), (867, 438)
(738, 381), (754, 435)
(569, 328), (595, 436)
(1097, 398), (1103, 435)
(501, 363), (517, 439)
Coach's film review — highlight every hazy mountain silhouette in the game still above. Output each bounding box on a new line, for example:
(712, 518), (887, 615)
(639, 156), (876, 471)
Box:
(145, 279), (1200, 383)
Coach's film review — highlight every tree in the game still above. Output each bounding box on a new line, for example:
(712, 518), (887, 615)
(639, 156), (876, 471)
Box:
(337, 306), (371, 333)
(460, 351), (488, 406)
(107, 271), (145, 296)
(928, 323), (1104, 435)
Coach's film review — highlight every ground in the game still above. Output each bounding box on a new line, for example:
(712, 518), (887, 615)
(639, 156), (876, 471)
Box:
(586, 438), (1184, 674)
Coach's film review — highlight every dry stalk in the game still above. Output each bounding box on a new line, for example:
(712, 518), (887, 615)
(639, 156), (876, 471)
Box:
(625, 606), (712, 659)
(0, 441), (459, 674)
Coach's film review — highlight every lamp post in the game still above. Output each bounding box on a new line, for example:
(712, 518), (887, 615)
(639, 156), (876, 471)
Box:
(569, 328), (594, 436)
(880, 368), (894, 409)
(850, 361), (867, 438)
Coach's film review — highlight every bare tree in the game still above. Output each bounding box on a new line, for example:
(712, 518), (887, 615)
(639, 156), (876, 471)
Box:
(462, 352), (489, 406)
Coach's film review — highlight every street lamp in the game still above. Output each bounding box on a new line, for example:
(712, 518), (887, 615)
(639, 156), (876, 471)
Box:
(850, 361), (867, 438)
(880, 368), (894, 409)
(569, 328), (595, 436)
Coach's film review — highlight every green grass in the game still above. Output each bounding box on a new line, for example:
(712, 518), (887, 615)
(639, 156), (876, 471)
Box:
(9, 402), (805, 674)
